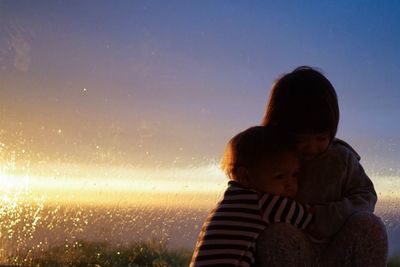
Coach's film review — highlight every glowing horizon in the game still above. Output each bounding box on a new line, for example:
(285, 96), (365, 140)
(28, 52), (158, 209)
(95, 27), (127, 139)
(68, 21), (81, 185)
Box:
(1, 162), (399, 209)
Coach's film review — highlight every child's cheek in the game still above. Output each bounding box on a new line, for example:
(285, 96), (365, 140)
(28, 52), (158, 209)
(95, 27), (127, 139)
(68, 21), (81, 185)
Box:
(276, 184), (290, 197)
(295, 145), (317, 160)
(295, 143), (309, 154)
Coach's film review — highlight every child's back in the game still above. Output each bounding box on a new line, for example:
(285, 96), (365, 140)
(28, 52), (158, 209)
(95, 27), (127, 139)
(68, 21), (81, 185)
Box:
(191, 181), (311, 267)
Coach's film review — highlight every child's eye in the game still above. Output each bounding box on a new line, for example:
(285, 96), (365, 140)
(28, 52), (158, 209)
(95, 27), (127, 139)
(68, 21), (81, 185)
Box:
(315, 133), (330, 140)
(317, 136), (329, 141)
(274, 174), (285, 180)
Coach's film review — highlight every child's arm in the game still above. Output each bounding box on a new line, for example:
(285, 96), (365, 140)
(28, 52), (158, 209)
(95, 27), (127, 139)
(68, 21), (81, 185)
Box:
(307, 145), (377, 240)
(258, 194), (314, 229)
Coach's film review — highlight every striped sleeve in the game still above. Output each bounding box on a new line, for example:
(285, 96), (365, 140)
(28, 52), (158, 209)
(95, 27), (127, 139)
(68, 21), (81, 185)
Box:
(258, 193), (313, 229)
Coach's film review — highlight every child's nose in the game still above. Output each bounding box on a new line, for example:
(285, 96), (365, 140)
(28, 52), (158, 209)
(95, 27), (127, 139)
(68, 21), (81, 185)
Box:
(286, 180), (297, 191)
(285, 184), (297, 198)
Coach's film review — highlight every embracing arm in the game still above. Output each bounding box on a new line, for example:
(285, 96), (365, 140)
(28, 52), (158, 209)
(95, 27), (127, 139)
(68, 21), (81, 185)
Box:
(258, 194), (314, 229)
(307, 150), (377, 240)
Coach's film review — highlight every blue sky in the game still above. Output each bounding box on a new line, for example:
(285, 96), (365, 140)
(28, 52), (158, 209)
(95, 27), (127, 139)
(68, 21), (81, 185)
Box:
(0, 0), (399, 174)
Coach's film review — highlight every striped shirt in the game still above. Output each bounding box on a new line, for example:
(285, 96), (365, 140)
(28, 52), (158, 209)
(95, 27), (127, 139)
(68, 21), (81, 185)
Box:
(190, 180), (313, 267)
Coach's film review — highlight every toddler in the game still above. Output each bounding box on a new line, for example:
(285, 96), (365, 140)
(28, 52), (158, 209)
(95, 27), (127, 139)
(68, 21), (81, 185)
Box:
(190, 125), (313, 267)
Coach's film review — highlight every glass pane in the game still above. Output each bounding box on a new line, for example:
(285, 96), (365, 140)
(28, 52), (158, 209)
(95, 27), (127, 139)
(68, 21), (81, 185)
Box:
(0, 1), (399, 265)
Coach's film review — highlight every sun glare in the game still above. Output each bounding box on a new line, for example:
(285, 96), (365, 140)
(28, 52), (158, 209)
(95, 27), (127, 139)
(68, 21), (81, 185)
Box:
(0, 163), (226, 208)
(0, 171), (22, 189)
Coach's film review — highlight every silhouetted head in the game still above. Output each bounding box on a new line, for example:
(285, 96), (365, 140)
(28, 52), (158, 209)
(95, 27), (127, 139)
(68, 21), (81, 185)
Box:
(262, 66), (339, 139)
(261, 66), (339, 160)
(220, 125), (299, 197)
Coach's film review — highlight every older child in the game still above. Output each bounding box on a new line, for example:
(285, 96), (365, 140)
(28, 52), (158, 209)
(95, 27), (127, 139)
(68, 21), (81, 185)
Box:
(257, 66), (388, 266)
(190, 126), (313, 267)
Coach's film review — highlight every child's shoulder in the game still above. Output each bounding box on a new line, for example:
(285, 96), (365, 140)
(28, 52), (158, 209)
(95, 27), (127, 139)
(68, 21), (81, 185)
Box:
(330, 138), (361, 161)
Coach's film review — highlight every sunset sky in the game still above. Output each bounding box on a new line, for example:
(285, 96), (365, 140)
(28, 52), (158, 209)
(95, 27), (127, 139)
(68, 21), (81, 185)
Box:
(1, 0), (400, 177)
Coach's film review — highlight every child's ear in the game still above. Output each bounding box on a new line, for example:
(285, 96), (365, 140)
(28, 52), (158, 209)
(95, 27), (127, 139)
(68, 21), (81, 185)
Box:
(236, 167), (251, 188)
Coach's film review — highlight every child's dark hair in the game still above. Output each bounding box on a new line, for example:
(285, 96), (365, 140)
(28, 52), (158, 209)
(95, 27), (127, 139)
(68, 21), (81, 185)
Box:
(262, 66), (339, 139)
(220, 125), (294, 180)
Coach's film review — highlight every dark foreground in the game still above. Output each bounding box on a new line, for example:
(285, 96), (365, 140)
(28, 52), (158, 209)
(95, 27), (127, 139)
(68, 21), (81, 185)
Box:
(3, 240), (400, 267)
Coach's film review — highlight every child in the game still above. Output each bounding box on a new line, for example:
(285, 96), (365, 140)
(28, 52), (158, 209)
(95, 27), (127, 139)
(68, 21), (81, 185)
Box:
(257, 66), (388, 266)
(190, 126), (314, 267)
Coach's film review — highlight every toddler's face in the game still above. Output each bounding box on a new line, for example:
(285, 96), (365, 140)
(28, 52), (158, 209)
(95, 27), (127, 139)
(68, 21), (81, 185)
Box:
(293, 132), (330, 161)
(250, 152), (300, 198)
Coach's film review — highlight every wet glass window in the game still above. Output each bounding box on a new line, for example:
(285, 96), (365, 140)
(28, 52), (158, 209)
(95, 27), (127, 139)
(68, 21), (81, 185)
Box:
(0, 1), (399, 266)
